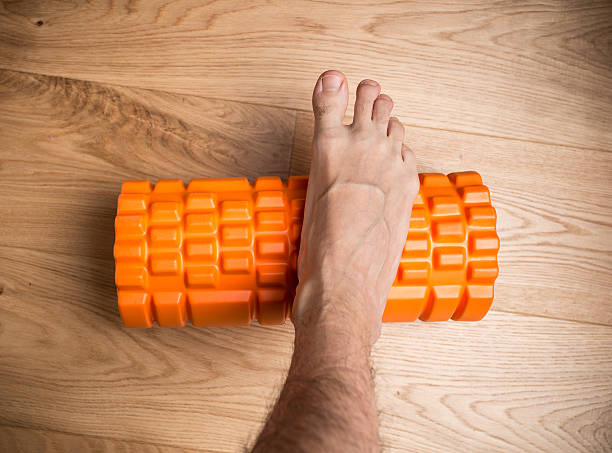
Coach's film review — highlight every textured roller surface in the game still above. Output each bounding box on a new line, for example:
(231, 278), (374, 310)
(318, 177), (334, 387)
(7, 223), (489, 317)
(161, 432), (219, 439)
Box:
(114, 172), (499, 328)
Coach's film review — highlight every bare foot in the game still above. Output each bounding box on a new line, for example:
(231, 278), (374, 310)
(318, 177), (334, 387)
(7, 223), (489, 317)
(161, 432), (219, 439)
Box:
(293, 70), (419, 343)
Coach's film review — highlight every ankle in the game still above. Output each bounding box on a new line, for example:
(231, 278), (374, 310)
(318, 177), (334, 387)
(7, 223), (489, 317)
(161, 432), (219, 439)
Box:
(292, 278), (379, 347)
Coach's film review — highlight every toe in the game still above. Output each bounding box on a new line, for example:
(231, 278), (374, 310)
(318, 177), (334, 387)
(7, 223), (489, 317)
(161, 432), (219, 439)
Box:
(352, 79), (380, 127)
(312, 70), (349, 130)
(372, 94), (393, 130)
(387, 117), (404, 142)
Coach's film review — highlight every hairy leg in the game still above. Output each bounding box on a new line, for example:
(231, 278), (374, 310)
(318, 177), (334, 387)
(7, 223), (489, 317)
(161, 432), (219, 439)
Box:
(251, 70), (418, 453)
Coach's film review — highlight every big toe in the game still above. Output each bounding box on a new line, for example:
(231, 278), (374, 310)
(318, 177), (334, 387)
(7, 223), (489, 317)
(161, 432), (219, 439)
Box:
(312, 70), (348, 130)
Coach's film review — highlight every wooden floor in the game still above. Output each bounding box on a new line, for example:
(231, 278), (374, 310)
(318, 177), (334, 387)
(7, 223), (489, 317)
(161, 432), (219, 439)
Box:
(1, 1), (611, 452)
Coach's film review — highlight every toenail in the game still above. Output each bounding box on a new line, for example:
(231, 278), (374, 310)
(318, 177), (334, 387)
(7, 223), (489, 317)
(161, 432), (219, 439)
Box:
(321, 74), (342, 92)
(359, 79), (378, 87)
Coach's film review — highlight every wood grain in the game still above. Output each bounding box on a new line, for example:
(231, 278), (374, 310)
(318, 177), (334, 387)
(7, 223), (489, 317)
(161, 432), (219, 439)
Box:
(1, 254), (611, 452)
(1, 2), (611, 447)
(1, 1), (611, 150)
(0, 69), (295, 184)
(291, 111), (612, 326)
(0, 425), (203, 453)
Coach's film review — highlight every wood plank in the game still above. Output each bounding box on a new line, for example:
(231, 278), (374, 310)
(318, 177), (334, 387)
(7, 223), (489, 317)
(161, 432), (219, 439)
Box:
(0, 255), (610, 452)
(0, 425), (203, 453)
(0, 69), (295, 185)
(291, 111), (612, 325)
(373, 317), (612, 453)
(1, 1), (611, 150)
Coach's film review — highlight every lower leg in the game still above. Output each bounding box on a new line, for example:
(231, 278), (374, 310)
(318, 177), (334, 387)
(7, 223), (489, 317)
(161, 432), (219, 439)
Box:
(252, 70), (419, 452)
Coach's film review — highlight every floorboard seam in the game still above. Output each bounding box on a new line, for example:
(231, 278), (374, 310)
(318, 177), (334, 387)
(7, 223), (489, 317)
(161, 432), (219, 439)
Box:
(490, 308), (612, 328)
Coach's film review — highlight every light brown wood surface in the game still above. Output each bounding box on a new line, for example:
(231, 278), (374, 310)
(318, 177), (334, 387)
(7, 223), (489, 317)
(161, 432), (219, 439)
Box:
(1, 0), (611, 150)
(0, 426), (202, 453)
(0, 1), (611, 452)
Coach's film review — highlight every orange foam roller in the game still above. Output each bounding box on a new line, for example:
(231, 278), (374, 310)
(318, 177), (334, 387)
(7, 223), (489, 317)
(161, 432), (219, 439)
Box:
(114, 172), (499, 328)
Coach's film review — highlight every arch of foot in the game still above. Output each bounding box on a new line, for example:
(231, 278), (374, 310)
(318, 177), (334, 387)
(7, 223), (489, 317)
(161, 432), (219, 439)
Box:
(382, 171), (499, 322)
(115, 172), (498, 328)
